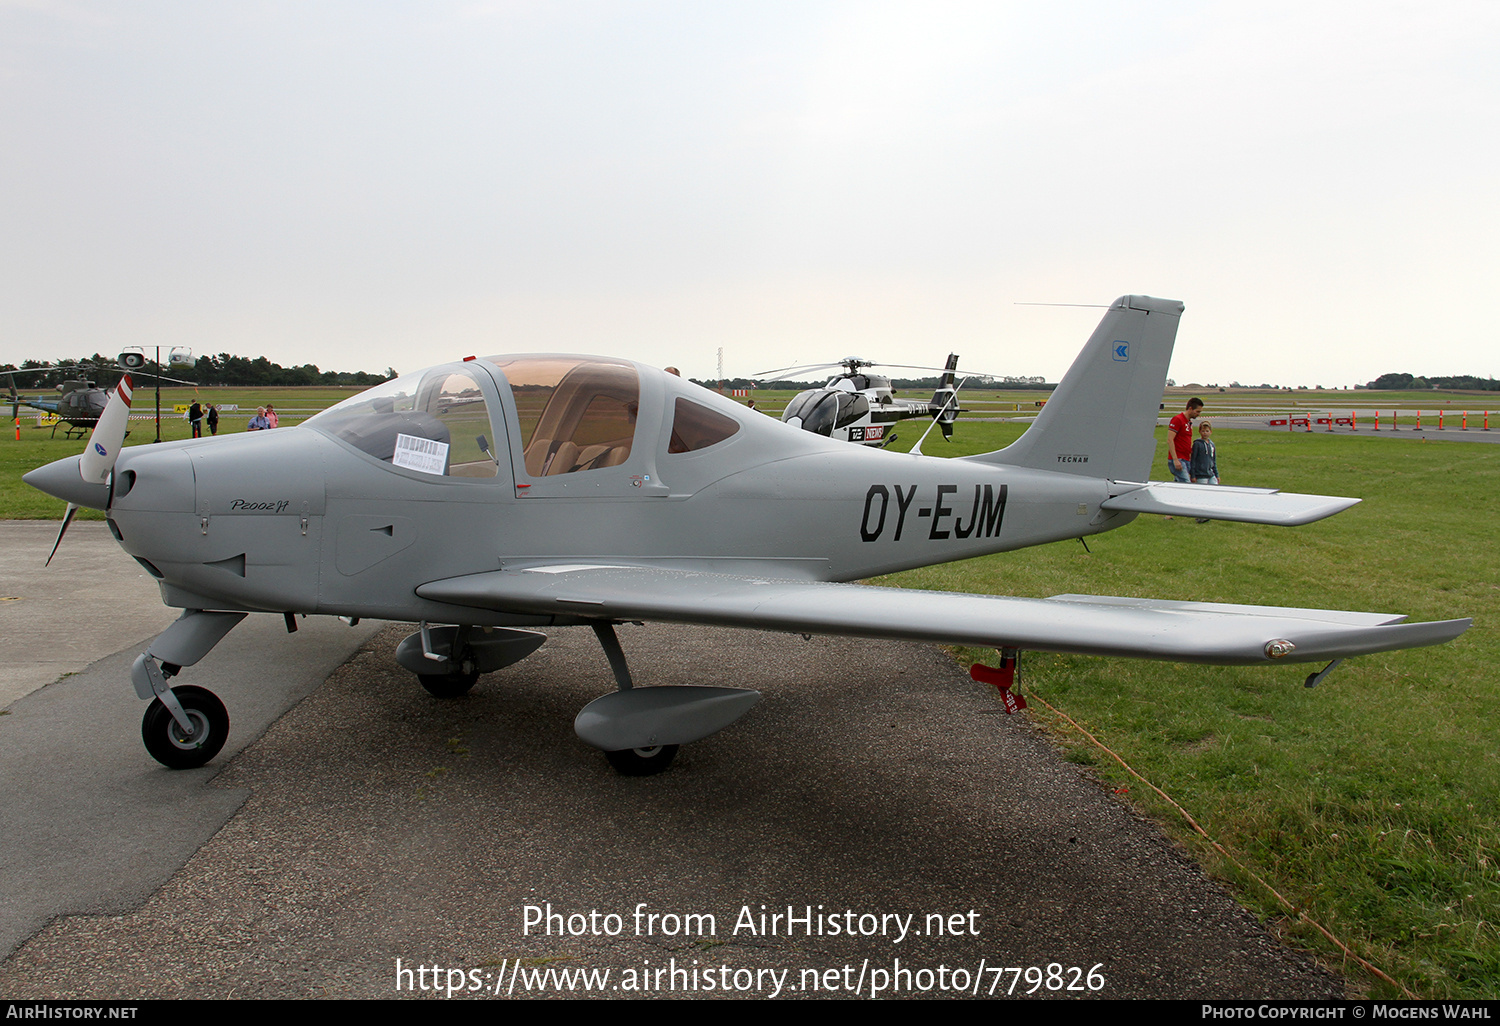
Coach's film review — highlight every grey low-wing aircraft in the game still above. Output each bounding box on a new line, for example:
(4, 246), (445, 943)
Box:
(24, 296), (1471, 775)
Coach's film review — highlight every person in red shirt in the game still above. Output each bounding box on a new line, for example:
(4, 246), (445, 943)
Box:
(1166, 398), (1203, 482)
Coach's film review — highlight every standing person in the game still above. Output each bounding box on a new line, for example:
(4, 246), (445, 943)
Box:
(1190, 422), (1218, 485)
(1166, 398), (1203, 483)
(188, 400), (203, 438)
(206, 404), (219, 435)
(264, 404), (279, 428)
(247, 407), (270, 431)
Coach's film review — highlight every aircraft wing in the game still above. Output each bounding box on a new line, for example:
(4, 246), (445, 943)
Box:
(417, 565), (1469, 666)
(1101, 482), (1359, 526)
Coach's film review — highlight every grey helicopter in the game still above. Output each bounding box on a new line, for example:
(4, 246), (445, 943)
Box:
(6, 366), (117, 439)
(6, 356), (195, 439)
(24, 295), (1470, 775)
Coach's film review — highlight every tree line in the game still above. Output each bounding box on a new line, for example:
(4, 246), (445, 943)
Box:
(1362, 373), (1500, 392)
(2, 353), (396, 388)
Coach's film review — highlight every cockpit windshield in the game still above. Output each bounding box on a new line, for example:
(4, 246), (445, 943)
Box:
(783, 390), (868, 436)
(305, 367), (500, 478)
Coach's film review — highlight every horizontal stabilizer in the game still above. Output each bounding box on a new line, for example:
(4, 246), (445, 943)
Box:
(1101, 482), (1360, 526)
(417, 564), (1469, 667)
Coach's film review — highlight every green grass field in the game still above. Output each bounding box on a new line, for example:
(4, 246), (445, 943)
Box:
(744, 383), (1500, 425)
(880, 423), (1498, 999)
(5, 385), (1496, 996)
(1, 385), (364, 519)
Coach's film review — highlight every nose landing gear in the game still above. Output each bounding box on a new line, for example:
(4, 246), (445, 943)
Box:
(140, 685), (229, 769)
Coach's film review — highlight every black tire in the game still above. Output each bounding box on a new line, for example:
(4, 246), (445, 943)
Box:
(141, 685), (229, 769)
(417, 669), (480, 698)
(604, 744), (679, 776)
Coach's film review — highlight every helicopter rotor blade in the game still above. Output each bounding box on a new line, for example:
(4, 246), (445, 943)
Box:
(753, 362), (846, 380)
(757, 356), (1006, 380)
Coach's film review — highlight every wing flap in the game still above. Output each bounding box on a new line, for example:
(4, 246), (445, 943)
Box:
(417, 566), (1469, 666)
(1100, 481), (1359, 525)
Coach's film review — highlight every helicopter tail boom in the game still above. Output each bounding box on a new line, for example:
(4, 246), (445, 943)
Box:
(929, 353), (960, 440)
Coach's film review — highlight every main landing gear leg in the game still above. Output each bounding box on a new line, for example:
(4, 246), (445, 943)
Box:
(394, 623), (548, 697)
(590, 622), (679, 776)
(416, 622), (481, 697)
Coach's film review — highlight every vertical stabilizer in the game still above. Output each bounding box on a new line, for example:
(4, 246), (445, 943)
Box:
(930, 353), (960, 440)
(967, 296), (1183, 481)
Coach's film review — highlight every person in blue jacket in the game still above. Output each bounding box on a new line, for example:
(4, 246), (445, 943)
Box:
(1190, 422), (1218, 485)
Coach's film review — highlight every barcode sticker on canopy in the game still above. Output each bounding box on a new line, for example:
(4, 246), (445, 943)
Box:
(393, 433), (449, 475)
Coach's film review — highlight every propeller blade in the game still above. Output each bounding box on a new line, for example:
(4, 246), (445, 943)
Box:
(77, 373), (133, 484)
(45, 503), (79, 566)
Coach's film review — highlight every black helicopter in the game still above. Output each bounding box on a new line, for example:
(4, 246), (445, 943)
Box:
(758, 354), (965, 448)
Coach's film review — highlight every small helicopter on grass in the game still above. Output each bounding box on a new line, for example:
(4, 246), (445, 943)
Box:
(759, 355), (971, 448)
(6, 367), (116, 439)
(6, 355), (194, 439)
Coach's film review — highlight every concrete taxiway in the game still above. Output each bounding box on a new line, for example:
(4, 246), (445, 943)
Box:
(0, 521), (181, 707)
(0, 522), (380, 963)
(0, 524), (1342, 1000)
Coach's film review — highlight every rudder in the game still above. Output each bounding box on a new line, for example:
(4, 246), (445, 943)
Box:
(968, 295), (1183, 481)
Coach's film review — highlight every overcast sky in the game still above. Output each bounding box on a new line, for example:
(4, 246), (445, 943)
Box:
(2, 1), (1496, 386)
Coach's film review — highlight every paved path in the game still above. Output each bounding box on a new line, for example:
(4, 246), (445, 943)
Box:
(0, 619), (1341, 999)
(0, 521), (181, 707)
(0, 521), (380, 964)
(0, 611), (379, 964)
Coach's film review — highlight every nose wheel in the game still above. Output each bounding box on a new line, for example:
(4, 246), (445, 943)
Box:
(140, 685), (229, 769)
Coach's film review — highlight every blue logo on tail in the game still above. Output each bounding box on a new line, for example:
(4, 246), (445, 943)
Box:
(93, 442), (107, 457)
(1112, 342), (1129, 362)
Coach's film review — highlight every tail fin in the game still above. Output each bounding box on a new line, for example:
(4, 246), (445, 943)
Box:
(967, 295), (1183, 481)
(930, 353), (960, 440)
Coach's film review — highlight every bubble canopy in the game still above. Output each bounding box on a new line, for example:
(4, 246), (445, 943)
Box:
(305, 357), (740, 481)
(486, 356), (639, 476)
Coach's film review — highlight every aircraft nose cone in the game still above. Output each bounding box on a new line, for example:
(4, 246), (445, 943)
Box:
(22, 456), (111, 510)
